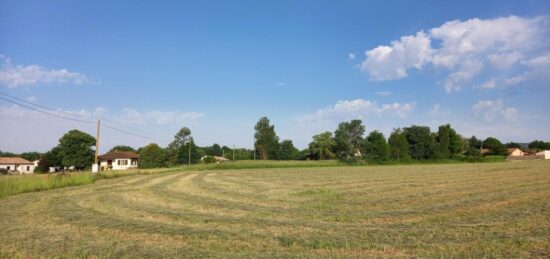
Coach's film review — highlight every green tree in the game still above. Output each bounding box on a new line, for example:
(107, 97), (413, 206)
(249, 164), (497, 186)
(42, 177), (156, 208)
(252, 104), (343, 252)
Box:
(211, 144), (223, 156)
(167, 127), (192, 165)
(388, 128), (410, 162)
(403, 125), (438, 160)
(364, 130), (390, 162)
(138, 143), (167, 169)
(109, 145), (136, 152)
(437, 124), (451, 159)
(505, 142), (521, 148)
(254, 117), (279, 160)
(483, 137), (506, 156)
(36, 147), (61, 173)
(449, 127), (463, 155)
(20, 152), (41, 162)
(528, 140), (550, 152)
(57, 129), (95, 168)
(469, 136), (482, 149)
(278, 140), (298, 160)
(309, 131), (336, 160)
(334, 120), (365, 161)
(177, 139), (202, 165)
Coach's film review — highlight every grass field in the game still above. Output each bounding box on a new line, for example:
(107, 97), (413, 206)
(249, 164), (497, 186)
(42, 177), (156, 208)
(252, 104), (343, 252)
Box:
(1, 161), (549, 258)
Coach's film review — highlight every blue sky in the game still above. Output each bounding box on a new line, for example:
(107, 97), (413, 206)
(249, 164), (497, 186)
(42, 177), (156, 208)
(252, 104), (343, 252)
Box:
(1, 0), (549, 153)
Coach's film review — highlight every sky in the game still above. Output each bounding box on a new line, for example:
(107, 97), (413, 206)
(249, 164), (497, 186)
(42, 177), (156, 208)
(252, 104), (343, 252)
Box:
(1, 0), (549, 153)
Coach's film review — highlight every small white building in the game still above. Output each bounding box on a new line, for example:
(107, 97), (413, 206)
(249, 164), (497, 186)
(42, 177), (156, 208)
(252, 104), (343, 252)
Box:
(0, 157), (35, 174)
(98, 151), (139, 170)
(536, 150), (550, 159)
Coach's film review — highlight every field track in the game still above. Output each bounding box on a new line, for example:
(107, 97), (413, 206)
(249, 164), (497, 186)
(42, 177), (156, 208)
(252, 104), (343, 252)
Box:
(1, 161), (549, 258)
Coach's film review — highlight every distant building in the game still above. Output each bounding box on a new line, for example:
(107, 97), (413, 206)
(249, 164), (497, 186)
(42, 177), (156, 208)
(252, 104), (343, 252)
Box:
(507, 148), (524, 157)
(536, 150), (550, 160)
(98, 151), (139, 170)
(0, 157), (35, 174)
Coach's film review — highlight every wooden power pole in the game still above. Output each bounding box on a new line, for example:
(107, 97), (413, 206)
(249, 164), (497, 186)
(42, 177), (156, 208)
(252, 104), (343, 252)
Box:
(94, 119), (101, 170)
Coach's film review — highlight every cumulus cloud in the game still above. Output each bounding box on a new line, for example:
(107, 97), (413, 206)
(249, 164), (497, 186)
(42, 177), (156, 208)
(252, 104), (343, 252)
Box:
(472, 99), (518, 122)
(360, 31), (432, 81)
(0, 55), (89, 88)
(359, 15), (550, 92)
(295, 98), (415, 124)
(348, 53), (355, 60)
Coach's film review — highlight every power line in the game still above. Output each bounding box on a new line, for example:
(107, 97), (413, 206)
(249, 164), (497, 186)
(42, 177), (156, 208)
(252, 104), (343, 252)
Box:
(0, 91), (157, 136)
(0, 96), (96, 124)
(0, 94), (171, 142)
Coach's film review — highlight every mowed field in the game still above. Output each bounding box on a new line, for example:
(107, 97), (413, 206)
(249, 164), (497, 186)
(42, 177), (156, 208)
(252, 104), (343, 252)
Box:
(1, 161), (549, 258)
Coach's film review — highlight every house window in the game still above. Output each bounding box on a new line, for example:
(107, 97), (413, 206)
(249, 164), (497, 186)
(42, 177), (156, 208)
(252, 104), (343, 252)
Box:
(27, 166), (30, 171)
(7, 166), (10, 170)
(118, 160), (128, 166)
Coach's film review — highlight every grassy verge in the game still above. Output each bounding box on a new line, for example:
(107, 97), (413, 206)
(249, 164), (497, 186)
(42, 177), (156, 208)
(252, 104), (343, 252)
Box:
(0, 158), (506, 199)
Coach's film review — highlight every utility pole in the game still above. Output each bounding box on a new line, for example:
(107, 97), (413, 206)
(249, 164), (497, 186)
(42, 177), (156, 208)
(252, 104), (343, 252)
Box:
(93, 119), (101, 173)
(232, 145), (235, 161)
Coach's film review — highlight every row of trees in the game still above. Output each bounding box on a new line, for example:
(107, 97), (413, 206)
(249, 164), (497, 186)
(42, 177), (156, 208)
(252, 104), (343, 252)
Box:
(252, 117), (531, 163)
(6, 117), (550, 172)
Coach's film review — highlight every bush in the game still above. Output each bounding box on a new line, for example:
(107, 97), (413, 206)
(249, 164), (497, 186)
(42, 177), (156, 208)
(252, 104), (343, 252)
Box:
(202, 156), (217, 164)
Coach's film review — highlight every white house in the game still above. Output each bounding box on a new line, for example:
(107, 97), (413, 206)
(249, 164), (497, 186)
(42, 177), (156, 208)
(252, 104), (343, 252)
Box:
(536, 150), (550, 159)
(0, 157), (35, 174)
(98, 151), (139, 170)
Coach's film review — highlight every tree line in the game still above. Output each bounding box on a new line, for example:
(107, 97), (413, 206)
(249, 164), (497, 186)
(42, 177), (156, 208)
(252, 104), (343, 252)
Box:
(4, 116), (549, 172)
(252, 116), (548, 163)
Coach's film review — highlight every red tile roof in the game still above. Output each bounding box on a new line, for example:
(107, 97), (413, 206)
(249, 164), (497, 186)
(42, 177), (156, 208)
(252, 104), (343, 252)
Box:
(0, 157), (33, 164)
(98, 151), (139, 160)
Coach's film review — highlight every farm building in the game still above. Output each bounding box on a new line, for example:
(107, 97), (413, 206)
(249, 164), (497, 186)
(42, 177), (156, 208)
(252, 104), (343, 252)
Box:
(536, 150), (550, 159)
(98, 151), (139, 170)
(507, 148), (524, 156)
(0, 157), (35, 174)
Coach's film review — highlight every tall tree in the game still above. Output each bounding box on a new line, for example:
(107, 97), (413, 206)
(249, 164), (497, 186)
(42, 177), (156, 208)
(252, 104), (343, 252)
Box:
(528, 140), (550, 152)
(211, 144), (223, 156)
(278, 140), (299, 160)
(403, 125), (438, 160)
(57, 129), (96, 168)
(254, 117), (279, 160)
(448, 127), (463, 155)
(176, 138), (202, 165)
(167, 127), (192, 165)
(334, 120), (365, 160)
(483, 137), (506, 156)
(364, 130), (390, 162)
(139, 143), (167, 169)
(388, 128), (410, 162)
(309, 131), (336, 160)
(437, 124), (451, 159)
(469, 136), (482, 149)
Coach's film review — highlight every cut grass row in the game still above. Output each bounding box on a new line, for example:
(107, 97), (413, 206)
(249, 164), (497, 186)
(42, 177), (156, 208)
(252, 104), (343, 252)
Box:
(0, 160), (548, 257)
(0, 158), (505, 199)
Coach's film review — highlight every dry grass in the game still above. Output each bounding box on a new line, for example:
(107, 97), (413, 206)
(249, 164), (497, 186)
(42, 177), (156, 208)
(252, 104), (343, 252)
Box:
(0, 160), (549, 258)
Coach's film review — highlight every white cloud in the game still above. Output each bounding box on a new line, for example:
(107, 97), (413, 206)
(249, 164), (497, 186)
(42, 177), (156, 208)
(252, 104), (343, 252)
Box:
(358, 15), (550, 92)
(427, 103), (451, 117)
(26, 96), (37, 102)
(360, 31), (432, 81)
(295, 98), (415, 124)
(479, 78), (496, 89)
(274, 82), (286, 86)
(348, 53), (355, 60)
(472, 99), (518, 122)
(0, 55), (89, 88)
